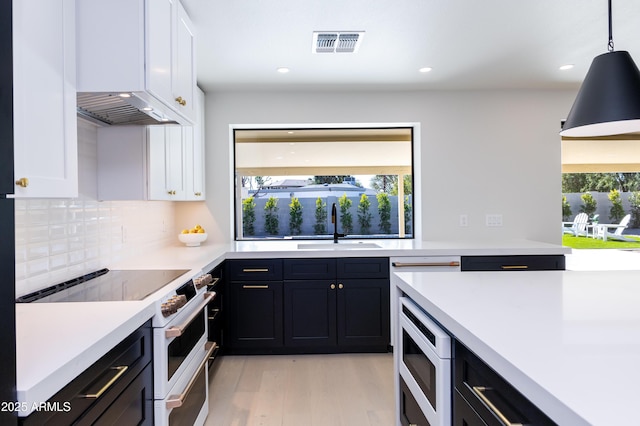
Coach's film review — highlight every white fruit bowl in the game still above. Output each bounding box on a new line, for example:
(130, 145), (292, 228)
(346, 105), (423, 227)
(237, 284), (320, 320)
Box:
(178, 233), (208, 247)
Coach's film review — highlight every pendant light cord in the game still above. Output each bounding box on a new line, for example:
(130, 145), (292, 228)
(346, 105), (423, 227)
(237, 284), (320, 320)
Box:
(608, 0), (614, 52)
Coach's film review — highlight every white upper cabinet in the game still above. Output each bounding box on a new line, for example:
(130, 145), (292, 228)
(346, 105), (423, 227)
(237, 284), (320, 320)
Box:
(12, 0), (78, 198)
(185, 88), (205, 200)
(76, 0), (197, 124)
(148, 126), (187, 201)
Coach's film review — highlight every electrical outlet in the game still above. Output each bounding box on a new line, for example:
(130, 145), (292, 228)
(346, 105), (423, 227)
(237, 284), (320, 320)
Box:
(459, 214), (468, 227)
(486, 214), (503, 227)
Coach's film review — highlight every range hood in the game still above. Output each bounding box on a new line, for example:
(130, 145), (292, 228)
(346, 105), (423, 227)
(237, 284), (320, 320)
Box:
(76, 92), (184, 126)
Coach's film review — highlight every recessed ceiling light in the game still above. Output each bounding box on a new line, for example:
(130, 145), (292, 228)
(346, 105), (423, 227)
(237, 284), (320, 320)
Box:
(118, 93), (132, 98)
(419, 67), (433, 73)
(277, 67), (290, 73)
(142, 106), (153, 111)
(559, 64), (574, 71)
(287, 131), (294, 134)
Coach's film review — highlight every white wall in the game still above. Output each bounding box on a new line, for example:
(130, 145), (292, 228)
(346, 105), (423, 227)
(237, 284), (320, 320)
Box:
(185, 89), (576, 244)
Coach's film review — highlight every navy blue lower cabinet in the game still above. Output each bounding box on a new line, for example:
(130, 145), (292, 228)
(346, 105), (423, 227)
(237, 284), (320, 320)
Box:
(284, 279), (337, 349)
(284, 257), (390, 353)
(460, 255), (565, 271)
(454, 340), (556, 426)
(20, 321), (153, 426)
(227, 280), (284, 353)
(227, 257), (390, 354)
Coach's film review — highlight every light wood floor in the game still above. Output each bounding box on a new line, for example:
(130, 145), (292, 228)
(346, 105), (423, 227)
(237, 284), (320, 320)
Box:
(206, 353), (395, 426)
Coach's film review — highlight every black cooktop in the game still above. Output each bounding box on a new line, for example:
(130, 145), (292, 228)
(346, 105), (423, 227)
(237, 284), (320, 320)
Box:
(16, 268), (190, 303)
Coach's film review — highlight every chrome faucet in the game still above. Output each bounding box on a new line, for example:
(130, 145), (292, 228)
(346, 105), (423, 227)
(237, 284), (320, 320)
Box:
(331, 203), (345, 243)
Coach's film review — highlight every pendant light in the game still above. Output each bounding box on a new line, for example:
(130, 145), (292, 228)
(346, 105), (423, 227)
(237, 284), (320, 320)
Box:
(560, 0), (640, 137)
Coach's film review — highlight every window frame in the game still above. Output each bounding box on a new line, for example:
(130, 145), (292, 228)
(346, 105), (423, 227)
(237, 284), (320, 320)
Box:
(229, 122), (422, 241)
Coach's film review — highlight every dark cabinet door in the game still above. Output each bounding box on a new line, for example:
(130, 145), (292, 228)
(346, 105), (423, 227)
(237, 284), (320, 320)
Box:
(283, 280), (337, 349)
(228, 281), (283, 350)
(454, 390), (487, 426)
(337, 278), (390, 350)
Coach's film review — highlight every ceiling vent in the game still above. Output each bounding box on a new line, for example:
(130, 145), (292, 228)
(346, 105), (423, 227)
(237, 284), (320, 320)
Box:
(312, 31), (365, 53)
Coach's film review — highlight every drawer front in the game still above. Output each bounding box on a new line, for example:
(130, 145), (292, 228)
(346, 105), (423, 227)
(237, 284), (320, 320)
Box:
(284, 258), (337, 280)
(227, 259), (283, 281)
(460, 255), (565, 271)
(21, 320), (152, 425)
(454, 341), (556, 426)
(337, 257), (389, 279)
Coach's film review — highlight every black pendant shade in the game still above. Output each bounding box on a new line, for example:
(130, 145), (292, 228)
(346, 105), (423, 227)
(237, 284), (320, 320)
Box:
(560, 50), (640, 137)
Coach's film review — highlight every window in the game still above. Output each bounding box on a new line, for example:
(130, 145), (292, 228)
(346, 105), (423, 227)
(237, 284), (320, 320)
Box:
(234, 126), (414, 240)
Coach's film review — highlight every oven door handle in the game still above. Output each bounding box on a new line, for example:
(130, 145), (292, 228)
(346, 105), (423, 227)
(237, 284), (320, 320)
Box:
(392, 261), (460, 267)
(166, 341), (217, 409)
(165, 292), (215, 338)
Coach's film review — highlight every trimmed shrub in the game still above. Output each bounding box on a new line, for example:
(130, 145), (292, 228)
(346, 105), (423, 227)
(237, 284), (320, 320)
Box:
(264, 196), (279, 235)
(313, 197), (327, 235)
(357, 194), (372, 234)
(377, 193), (391, 234)
(562, 194), (572, 221)
(608, 189), (625, 222)
(338, 193), (353, 234)
(579, 192), (597, 218)
(404, 195), (412, 234)
(289, 197), (303, 235)
(242, 197), (256, 236)
(629, 192), (640, 227)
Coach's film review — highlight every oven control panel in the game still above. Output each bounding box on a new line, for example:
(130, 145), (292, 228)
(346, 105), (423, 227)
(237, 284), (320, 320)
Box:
(158, 273), (210, 320)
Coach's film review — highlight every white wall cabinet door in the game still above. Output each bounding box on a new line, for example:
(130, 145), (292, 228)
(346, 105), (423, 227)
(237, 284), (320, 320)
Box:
(148, 126), (186, 201)
(146, 0), (174, 108)
(146, 0), (196, 123)
(184, 88), (205, 200)
(172, 1), (197, 123)
(13, 0), (78, 198)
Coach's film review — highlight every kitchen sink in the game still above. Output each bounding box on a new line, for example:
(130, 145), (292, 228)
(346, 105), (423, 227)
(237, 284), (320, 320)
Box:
(297, 242), (381, 250)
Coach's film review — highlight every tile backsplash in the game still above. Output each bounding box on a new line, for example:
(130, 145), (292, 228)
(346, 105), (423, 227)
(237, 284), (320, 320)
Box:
(15, 120), (176, 297)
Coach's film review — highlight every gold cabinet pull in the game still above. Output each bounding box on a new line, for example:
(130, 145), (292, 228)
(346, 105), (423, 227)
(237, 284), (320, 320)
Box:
(501, 265), (529, 270)
(167, 190), (176, 195)
(81, 366), (128, 399)
(330, 284), (336, 290)
(175, 96), (187, 106)
(338, 283), (344, 289)
(242, 285), (269, 289)
(242, 268), (269, 273)
(194, 192), (202, 196)
(472, 386), (523, 426)
(15, 177), (29, 188)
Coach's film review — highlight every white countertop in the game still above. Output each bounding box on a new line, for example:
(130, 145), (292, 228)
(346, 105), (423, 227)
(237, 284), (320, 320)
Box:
(16, 301), (156, 416)
(395, 269), (640, 426)
(15, 238), (569, 417)
(110, 238), (569, 269)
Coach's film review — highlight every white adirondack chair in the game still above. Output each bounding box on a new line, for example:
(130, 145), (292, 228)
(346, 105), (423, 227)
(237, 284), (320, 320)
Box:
(563, 212), (589, 237)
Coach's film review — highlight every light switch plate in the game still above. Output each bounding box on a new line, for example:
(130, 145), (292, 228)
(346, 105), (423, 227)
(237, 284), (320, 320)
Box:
(486, 214), (503, 227)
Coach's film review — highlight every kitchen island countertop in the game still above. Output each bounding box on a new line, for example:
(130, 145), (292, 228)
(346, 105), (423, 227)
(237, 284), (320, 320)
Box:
(395, 269), (640, 425)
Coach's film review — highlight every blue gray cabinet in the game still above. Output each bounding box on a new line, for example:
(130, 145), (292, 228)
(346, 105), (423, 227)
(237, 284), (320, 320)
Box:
(20, 321), (153, 426)
(454, 340), (556, 425)
(284, 257), (390, 353)
(226, 259), (284, 353)
(227, 257), (390, 354)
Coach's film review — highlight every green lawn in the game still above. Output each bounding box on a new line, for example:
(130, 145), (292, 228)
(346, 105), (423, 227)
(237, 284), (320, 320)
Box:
(562, 234), (640, 249)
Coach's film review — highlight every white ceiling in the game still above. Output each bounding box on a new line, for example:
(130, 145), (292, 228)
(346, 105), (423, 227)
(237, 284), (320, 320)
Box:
(181, 0), (640, 93)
